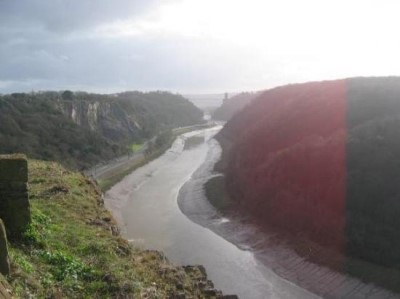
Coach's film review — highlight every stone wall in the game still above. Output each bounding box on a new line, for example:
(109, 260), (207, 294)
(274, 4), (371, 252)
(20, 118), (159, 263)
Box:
(0, 154), (31, 239)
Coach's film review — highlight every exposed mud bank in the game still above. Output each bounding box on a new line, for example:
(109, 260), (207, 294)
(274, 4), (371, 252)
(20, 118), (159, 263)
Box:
(180, 136), (399, 298)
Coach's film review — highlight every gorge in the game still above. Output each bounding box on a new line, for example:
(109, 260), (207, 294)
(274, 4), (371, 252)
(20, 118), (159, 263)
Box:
(0, 91), (204, 169)
(216, 77), (400, 294)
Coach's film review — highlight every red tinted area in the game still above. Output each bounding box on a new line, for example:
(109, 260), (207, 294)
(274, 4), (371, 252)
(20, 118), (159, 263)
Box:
(222, 80), (347, 252)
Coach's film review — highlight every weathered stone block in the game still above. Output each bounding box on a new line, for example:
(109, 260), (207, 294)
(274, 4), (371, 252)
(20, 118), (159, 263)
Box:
(4, 199), (31, 238)
(0, 182), (28, 191)
(0, 154), (31, 239)
(0, 220), (9, 276)
(0, 155), (28, 182)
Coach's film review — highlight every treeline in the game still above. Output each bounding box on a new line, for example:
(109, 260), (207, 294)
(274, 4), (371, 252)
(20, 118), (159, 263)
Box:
(0, 91), (204, 169)
(217, 77), (400, 272)
(346, 78), (400, 269)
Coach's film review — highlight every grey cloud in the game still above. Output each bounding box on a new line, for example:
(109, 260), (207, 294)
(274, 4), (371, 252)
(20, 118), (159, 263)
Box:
(0, 31), (249, 93)
(0, 0), (254, 93)
(0, 0), (164, 33)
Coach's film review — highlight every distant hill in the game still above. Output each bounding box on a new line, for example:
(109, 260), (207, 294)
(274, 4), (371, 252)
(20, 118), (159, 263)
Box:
(217, 77), (400, 271)
(212, 92), (259, 121)
(184, 94), (225, 114)
(0, 91), (204, 169)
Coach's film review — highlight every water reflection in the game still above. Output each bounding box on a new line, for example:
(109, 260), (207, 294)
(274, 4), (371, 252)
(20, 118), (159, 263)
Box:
(105, 127), (318, 299)
(178, 138), (400, 299)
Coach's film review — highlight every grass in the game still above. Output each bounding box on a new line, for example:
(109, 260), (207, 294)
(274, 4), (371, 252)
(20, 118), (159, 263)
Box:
(6, 159), (224, 298)
(131, 143), (144, 153)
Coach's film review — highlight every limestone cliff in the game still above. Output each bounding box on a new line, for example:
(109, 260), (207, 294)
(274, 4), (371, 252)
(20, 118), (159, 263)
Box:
(57, 91), (204, 143)
(0, 91), (204, 169)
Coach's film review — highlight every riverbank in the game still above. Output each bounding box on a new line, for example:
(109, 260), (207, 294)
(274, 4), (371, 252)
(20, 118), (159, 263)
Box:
(202, 137), (400, 298)
(91, 123), (217, 191)
(5, 158), (230, 298)
(106, 127), (321, 299)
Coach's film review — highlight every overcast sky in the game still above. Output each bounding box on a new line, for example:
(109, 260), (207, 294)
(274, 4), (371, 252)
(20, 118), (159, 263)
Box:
(1, 0), (400, 94)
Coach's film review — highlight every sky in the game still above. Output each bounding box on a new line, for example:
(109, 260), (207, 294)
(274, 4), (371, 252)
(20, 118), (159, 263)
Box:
(1, 0), (400, 94)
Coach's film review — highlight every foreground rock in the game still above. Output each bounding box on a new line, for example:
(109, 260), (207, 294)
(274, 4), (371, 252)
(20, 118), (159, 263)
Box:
(0, 220), (9, 276)
(0, 154), (30, 239)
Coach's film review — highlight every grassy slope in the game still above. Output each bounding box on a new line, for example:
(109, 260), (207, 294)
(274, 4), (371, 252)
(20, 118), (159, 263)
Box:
(6, 160), (224, 298)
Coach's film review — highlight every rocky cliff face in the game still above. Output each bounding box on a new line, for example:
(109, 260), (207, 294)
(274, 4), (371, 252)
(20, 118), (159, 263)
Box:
(57, 91), (204, 143)
(0, 91), (204, 169)
(218, 77), (400, 270)
(58, 97), (139, 144)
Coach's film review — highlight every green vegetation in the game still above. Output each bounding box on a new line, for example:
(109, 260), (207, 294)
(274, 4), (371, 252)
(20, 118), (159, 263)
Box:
(346, 77), (400, 270)
(0, 93), (120, 170)
(6, 160), (224, 298)
(218, 77), (400, 274)
(0, 91), (204, 170)
(130, 143), (144, 153)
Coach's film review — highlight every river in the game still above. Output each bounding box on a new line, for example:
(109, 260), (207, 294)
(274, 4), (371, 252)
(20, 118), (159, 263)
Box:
(105, 126), (399, 299)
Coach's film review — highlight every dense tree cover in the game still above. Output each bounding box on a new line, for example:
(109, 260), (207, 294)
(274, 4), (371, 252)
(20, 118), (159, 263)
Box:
(346, 78), (400, 269)
(114, 91), (204, 139)
(0, 94), (122, 169)
(0, 91), (203, 169)
(218, 77), (400, 271)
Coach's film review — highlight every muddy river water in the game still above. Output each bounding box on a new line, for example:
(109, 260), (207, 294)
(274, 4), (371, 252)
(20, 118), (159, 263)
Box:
(105, 127), (398, 299)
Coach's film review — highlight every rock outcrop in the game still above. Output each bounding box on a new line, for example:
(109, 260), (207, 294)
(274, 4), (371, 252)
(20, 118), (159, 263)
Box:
(0, 154), (31, 239)
(0, 91), (204, 169)
(57, 91), (204, 143)
(217, 77), (400, 270)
